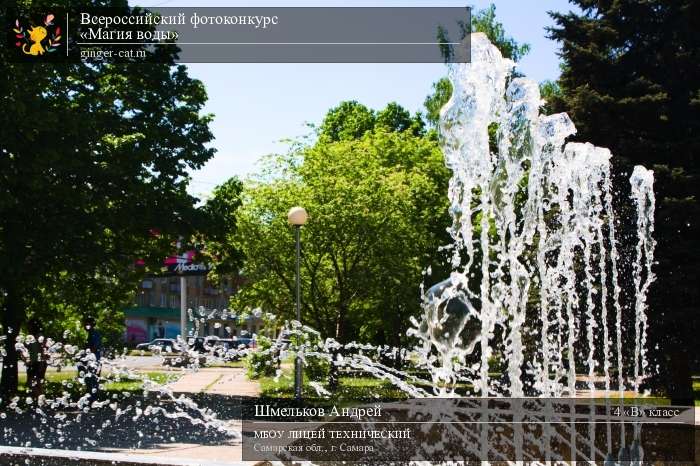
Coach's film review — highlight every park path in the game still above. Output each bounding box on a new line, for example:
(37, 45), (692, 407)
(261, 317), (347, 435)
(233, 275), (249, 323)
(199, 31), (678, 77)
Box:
(104, 367), (259, 464)
(166, 366), (260, 397)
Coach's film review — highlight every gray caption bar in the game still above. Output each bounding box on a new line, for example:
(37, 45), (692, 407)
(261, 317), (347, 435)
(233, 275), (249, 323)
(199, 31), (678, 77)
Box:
(76, 7), (471, 63)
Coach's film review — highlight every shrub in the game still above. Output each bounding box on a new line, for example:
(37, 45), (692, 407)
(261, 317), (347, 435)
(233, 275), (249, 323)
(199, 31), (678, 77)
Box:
(303, 353), (330, 381)
(246, 335), (277, 379)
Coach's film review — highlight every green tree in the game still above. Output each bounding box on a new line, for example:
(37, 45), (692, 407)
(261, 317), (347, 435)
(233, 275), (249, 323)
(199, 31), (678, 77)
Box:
(319, 101), (376, 142)
(538, 79), (563, 115)
(319, 100), (425, 142)
(224, 105), (451, 386)
(548, 0), (699, 399)
(0, 2), (216, 397)
(375, 102), (425, 136)
(468, 4), (530, 63)
(199, 178), (245, 278)
(424, 3), (531, 127)
(424, 78), (454, 131)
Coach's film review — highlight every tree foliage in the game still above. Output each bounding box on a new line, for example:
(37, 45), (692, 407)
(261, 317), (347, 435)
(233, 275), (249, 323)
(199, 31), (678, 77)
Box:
(469, 4), (530, 63)
(319, 101), (377, 142)
(547, 0), (699, 398)
(0, 1), (217, 396)
(319, 100), (425, 142)
(424, 78), (454, 132)
(538, 79), (563, 115)
(199, 178), (245, 278)
(221, 103), (451, 359)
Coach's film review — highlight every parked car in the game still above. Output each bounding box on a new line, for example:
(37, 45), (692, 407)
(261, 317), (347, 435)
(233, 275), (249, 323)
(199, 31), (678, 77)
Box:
(275, 330), (292, 349)
(162, 336), (217, 367)
(209, 337), (256, 359)
(232, 336), (256, 349)
(187, 336), (221, 353)
(135, 338), (180, 353)
(162, 351), (206, 368)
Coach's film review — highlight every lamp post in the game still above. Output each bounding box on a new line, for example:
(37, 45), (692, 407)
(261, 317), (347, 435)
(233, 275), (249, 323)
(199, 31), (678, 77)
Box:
(287, 206), (308, 400)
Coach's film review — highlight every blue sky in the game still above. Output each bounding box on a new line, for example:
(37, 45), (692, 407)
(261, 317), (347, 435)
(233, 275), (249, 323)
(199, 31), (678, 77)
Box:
(133, 0), (577, 196)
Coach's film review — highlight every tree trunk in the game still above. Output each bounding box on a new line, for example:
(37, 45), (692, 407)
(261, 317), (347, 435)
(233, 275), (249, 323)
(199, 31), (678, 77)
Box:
(667, 347), (692, 405)
(1, 286), (24, 401)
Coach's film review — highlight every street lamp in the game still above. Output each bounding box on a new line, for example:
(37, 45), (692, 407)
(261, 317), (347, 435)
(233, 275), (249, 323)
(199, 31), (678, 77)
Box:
(287, 206), (308, 400)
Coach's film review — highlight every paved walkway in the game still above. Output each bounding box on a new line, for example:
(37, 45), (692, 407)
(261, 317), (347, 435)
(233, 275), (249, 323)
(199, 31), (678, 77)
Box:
(109, 367), (259, 464)
(167, 367), (260, 397)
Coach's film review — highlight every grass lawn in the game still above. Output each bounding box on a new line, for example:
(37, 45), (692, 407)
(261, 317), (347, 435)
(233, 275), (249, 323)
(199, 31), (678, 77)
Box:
(257, 367), (700, 405)
(103, 371), (180, 393)
(257, 369), (408, 401)
(127, 349), (154, 356)
(125, 350), (247, 369)
(208, 359), (247, 369)
(18, 370), (180, 398)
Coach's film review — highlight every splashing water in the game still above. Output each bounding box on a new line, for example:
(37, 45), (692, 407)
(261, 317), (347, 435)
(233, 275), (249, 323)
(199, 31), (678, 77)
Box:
(0, 34), (658, 461)
(408, 33), (656, 397)
(0, 308), (253, 451)
(259, 34), (657, 402)
(629, 166), (655, 393)
(260, 32), (660, 463)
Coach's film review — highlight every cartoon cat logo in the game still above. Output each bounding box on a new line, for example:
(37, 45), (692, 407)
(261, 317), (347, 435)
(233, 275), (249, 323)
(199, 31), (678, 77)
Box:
(13, 14), (61, 56)
(23, 25), (48, 55)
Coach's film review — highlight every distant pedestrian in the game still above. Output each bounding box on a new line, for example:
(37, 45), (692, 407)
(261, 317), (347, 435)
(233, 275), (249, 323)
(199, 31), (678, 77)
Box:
(26, 319), (47, 398)
(81, 317), (102, 400)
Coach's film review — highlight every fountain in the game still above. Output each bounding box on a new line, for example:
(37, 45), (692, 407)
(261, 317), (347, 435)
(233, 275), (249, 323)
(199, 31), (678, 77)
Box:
(409, 33), (656, 398)
(254, 34), (669, 462)
(1, 33), (669, 464)
(260, 33), (661, 405)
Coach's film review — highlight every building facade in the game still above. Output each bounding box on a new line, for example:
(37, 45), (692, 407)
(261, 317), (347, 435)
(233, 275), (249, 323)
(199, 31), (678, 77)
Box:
(124, 274), (263, 344)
